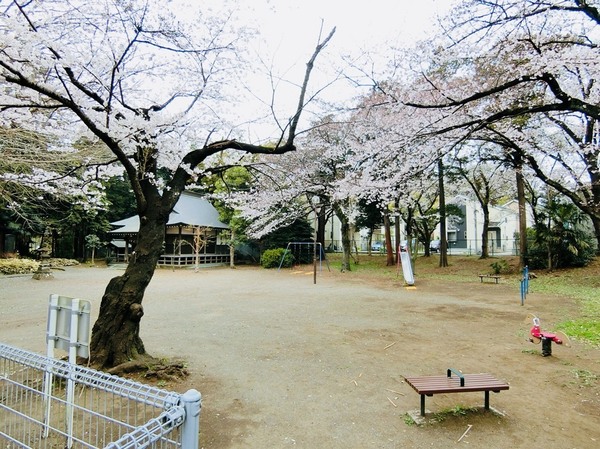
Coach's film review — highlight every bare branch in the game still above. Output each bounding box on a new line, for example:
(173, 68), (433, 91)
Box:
(287, 26), (336, 147)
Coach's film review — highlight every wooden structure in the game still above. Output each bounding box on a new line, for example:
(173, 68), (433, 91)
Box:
(109, 192), (229, 267)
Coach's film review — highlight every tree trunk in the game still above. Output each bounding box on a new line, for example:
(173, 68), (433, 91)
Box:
(229, 229), (236, 268)
(335, 208), (352, 272)
(317, 206), (327, 258)
(89, 212), (166, 369)
(480, 205), (490, 259)
(383, 212), (394, 266)
(591, 215), (600, 256)
(438, 159), (448, 267)
(394, 213), (401, 265)
(515, 161), (528, 269)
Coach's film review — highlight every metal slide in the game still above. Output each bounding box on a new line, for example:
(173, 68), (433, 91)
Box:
(400, 251), (415, 285)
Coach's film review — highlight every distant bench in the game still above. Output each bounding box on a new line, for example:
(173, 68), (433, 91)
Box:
(478, 274), (501, 283)
(404, 369), (509, 417)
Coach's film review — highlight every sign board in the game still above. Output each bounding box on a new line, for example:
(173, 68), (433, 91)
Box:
(44, 294), (92, 446)
(46, 294), (91, 359)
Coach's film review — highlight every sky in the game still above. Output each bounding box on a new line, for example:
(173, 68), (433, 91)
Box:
(172, 0), (458, 75)
(254, 0), (457, 52)
(244, 0), (458, 77)
(171, 0), (460, 140)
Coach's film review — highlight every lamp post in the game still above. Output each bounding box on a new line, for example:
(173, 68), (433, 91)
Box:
(312, 196), (321, 285)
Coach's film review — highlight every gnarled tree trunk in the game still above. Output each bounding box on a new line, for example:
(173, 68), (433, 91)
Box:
(90, 197), (169, 369)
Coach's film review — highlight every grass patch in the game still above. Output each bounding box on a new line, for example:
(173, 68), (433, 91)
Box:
(530, 259), (600, 346)
(521, 349), (540, 355)
(557, 320), (600, 346)
(571, 369), (599, 387)
(325, 253), (600, 346)
(403, 414), (416, 426)
(431, 405), (480, 423)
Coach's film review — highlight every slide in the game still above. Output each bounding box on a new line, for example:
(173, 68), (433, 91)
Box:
(400, 251), (415, 286)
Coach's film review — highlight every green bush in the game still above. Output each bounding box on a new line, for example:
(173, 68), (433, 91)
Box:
(261, 248), (294, 269)
(46, 258), (80, 267)
(0, 258), (40, 275)
(526, 228), (595, 269)
(526, 199), (596, 270)
(490, 259), (509, 274)
(0, 258), (80, 275)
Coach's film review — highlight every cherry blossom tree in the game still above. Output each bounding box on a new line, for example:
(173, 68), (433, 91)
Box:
(0, 0), (334, 369)
(0, 128), (108, 227)
(401, 0), (600, 257)
(230, 118), (360, 271)
(453, 144), (516, 258)
(0, 128), (110, 256)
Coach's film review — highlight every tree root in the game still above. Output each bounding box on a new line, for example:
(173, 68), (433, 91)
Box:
(106, 355), (189, 382)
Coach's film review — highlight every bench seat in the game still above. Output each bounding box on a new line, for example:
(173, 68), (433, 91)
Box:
(478, 274), (501, 283)
(404, 369), (509, 416)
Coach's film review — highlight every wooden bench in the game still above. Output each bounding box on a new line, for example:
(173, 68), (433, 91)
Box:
(404, 369), (509, 416)
(478, 274), (501, 283)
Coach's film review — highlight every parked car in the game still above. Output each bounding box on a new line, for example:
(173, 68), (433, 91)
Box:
(371, 242), (384, 251)
(430, 239), (441, 252)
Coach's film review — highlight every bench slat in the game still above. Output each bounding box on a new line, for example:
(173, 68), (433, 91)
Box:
(405, 375), (509, 393)
(406, 379), (508, 389)
(404, 372), (509, 416)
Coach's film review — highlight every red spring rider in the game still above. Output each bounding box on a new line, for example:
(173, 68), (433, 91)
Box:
(526, 314), (571, 357)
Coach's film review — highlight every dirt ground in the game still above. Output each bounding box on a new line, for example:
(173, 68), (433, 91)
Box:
(1, 264), (599, 449)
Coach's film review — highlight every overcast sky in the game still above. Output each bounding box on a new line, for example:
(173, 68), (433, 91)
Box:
(171, 0), (460, 139)
(173, 0), (457, 66)
(255, 0), (457, 51)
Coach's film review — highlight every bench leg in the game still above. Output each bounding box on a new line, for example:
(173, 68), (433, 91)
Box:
(484, 391), (490, 410)
(420, 394), (426, 416)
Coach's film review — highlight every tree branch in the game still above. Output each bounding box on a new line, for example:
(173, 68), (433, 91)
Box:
(168, 27), (337, 193)
(287, 26), (336, 147)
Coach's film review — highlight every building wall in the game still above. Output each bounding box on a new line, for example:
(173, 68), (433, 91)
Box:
(320, 198), (526, 255)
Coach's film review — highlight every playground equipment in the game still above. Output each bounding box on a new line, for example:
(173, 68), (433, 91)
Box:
(399, 251), (414, 286)
(278, 242), (322, 268)
(525, 314), (571, 357)
(520, 266), (529, 305)
(277, 242), (330, 285)
(397, 242), (415, 286)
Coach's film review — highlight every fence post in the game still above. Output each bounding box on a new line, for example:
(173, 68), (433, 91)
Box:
(180, 389), (201, 449)
(43, 294), (59, 437)
(520, 266), (529, 306)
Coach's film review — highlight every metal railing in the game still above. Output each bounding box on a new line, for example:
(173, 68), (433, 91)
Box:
(0, 343), (201, 449)
(346, 238), (522, 256)
(157, 253), (230, 267)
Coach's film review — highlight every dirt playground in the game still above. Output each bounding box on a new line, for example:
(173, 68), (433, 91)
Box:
(1, 264), (599, 448)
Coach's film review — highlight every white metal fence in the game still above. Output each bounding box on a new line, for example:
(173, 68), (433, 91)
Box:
(0, 343), (201, 449)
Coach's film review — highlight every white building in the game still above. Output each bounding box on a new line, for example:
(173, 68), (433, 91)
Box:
(323, 197), (526, 255)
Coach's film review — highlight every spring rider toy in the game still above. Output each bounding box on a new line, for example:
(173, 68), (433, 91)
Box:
(525, 313), (571, 357)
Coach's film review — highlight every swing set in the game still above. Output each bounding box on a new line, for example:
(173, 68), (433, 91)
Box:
(277, 241), (330, 272)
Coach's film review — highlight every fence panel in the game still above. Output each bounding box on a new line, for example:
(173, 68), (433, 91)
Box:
(0, 343), (200, 449)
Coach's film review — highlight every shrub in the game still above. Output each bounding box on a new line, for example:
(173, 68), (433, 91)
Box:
(490, 259), (509, 274)
(261, 248), (294, 269)
(526, 199), (596, 270)
(0, 258), (79, 275)
(526, 228), (595, 270)
(0, 259), (40, 275)
(47, 258), (80, 267)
